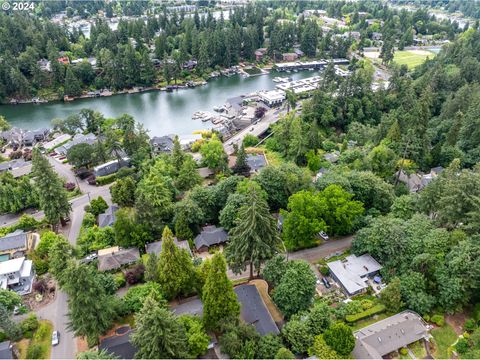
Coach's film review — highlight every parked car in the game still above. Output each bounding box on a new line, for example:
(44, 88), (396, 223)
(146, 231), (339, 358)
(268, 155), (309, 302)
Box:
(322, 277), (331, 288)
(318, 231), (329, 241)
(52, 331), (59, 346)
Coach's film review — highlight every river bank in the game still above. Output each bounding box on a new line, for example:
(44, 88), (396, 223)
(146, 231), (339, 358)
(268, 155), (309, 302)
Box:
(0, 69), (321, 136)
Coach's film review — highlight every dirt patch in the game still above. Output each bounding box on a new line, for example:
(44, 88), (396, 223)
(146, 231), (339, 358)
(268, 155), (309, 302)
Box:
(22, 277), (56, 311)
(446, 313), (469, 335)
(250, 279), (284, 324)
(76, 336), (89, 353)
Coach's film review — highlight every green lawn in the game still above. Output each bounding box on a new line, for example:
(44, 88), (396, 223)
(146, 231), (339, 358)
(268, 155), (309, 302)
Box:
(409, 340), (427, 358)
(393, 50), (436, 69)
(350, 313), (391, 331)
(431, 324), (458, 359)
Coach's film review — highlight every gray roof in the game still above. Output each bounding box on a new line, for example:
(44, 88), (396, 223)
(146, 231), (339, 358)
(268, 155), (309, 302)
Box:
(99, 329), (137, 359)
(0, 159), (28, 173)
(352, 311), (429, 359)
(246, 154), (267, 172)
(94, 158), (130, 178)
(146, 238), (192, 257)
(0, 230), (27, 252)
(234, 284), (280, 336)
(56, 133), (97, 155)
(194, 226), (228, 250)
(0, 341), (13, 359)
(327, 254), (382, 295)
(98, 205), (119, 228)
(98, 247), (140, 271)
(171, 285), (279, 336)
(150, 135), (174, 152)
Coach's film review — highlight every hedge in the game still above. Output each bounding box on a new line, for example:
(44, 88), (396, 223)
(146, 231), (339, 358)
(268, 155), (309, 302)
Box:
(346, 304), (386, 323)
(95, 173), (117, 185)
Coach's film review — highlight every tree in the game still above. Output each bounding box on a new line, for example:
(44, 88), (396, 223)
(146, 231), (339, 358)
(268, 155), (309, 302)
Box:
(275, 347), (295, 359)
(232, 143), (250, 177)
(202, 253), (240, 331)
(367, 143), (397, 178)
(273, 260), (316, 318)
(219, 193), (247, 231)
(157, 226), (195, 299)
(178, 315), (210, 358)
(0, 289), (21, 311)
(123, 282), (165, 314)
(67, 143), (94, 168)
(323, 323), (355, 356)
(257, 334), (283, 359)
(225, 182), (281, 279)
(63, 263), (119, 345)
(282, 318), (314, 354)
(175, 156), (202, 192)
(144, 253), (160, 283)
(32, 149), (71, 228)
(48, 236), (74, 287)
(132, 296), (188, 359)
(199, 135), (228, 172)
(87, 196), (108, 217)
(64, 66), (83, 96)
(219, 322), (260, 359)
(380, 277), (404, 313)
(309, 335), (340, 359)
(110, 176), (136, 207)
(262, 255), (288, 288)
(306, 302), (333, 336)
(77, 349), (118, 359)
(113, 208), (151, 249)
(0, 116), (11, 131)
(0, 305), (21, 340)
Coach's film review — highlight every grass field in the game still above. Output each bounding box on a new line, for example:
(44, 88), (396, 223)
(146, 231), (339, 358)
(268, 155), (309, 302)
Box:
(431, 324), (458, 359)
(393, 50), (436, 69)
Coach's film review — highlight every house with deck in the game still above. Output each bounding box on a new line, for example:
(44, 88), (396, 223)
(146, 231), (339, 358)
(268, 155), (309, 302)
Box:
(0, 257), (35, 295)
(0, 230), (35, 261)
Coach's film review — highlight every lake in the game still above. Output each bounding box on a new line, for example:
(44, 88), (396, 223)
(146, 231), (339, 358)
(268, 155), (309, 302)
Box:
(0, 70), (318, 137)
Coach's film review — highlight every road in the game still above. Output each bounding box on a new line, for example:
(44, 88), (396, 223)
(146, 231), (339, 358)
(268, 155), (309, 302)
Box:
(223, 107), (286, 155)
(227, 235), (354, 280)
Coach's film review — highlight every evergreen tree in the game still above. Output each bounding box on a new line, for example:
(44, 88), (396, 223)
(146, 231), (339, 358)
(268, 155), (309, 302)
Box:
(232, 144), (251, 177)
(32, 149), (71, 229)
(63, 263), (118, 345)
(157, 226), (195, 299)
(64, 66), (82, 96)
(0, 304), (21, 340)
(225, 183), (281, 279)
(202, 253), (240, 331)
(144, 252), (160, 283)
(140, 51), (156, 86)
(132, 296), (188, 359)
(48, 236), (74, 287)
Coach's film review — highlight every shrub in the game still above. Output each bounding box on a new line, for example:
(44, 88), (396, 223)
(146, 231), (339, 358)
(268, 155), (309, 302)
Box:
(95, 173), (117, 185)
(455, 338), (469, 354)
(275, 347), (295, 359)
(345, 304), (386, 323)
(361, 299), (373, 310)
(243, 134), (259, 147)
(423, 314), (430, 322)
(33, 322), (50, 342)
(125, 264), (145, 285)
(114, 273), (126, 288)
(21, 314), (39, 335)
(431, 314), (445, 327)
(464, 319), (477, 332)
(319, 266), (329, 276)
(32, 279), (47, 294)
(64, 182), (76, 191)
(399, 347), (408, 356)
(26, 344), (44, 359)
(116, 167), (135, 179)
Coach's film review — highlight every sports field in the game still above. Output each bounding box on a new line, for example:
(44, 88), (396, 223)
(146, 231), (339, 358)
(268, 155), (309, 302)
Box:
(393, 50), (436, 69)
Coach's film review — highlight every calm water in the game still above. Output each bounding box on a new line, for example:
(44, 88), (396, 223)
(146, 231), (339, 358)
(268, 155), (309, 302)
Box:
(0, 71), (317, 137)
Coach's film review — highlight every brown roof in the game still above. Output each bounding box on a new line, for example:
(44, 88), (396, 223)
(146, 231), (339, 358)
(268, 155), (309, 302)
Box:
(98, 248), (140, 271)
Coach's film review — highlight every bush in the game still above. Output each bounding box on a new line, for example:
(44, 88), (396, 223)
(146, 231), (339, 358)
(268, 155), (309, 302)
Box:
(399, 347), (408, 356)
(27, 344), (44, 359)
(125, 264), (145, 285)
(243, 134), (259, 147)
(275, 347), (295, 359)
(33, 322), (50, 342)
(464, 319), (477, 332)
(423, 314), (430, 322)
(32, 279), (47, 294)
(21, 314), (39, 335)
(95, 173), (117, 185)
(116, 167), (135, 179)
(319, 265), (329, 276)
(114, 273), (126, 289)
(431, 314), (445, 327)
(361, 299), (373, 310)
(456, 338), (469, 354)
(345, 304), (386, 323)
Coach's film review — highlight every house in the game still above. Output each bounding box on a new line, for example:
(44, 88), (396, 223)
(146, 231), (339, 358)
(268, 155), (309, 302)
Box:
(372, 32), (383, 41)
(0, 257), (35, 295)
(258, 90), (286, 107)
(146, 238), (193, 257)
(57, 56), (70, 65)
(255, 48), (267, 61)
(327, 254), (382, 296)
(294, 48), (305, 57)
(93, 158), (130, 178)
(98, 205), (119, 228)
(0, 341), (15, 359)
(56, 133), (97, 156)
(98, 247), (140, 271)
(315, 167), (328, 181)
(9, 162), (32, 178)
(246, 153), (267, 173)
(197, 167), (214, 179)
(0, 230), (35, 260)
(324, 151), (339, 163)
(396, 167), (443, 193)
(150, 135), (174, 153)
(234, 284), (280, 335)
(183, 60), (197, 70)
(37, 59), (51, 72)
(99, 327), (137, 359)
(0, 127), (23, 146)
(43, 133), (72, 151)
(352, 311), (430, 359)
(282, 53), (298, 62)
(173, 284), (279, 336)
(194, 225), (228, 252)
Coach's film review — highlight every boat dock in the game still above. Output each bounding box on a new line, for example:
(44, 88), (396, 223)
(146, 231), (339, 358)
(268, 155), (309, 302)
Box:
(275, 58), (349, 72)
